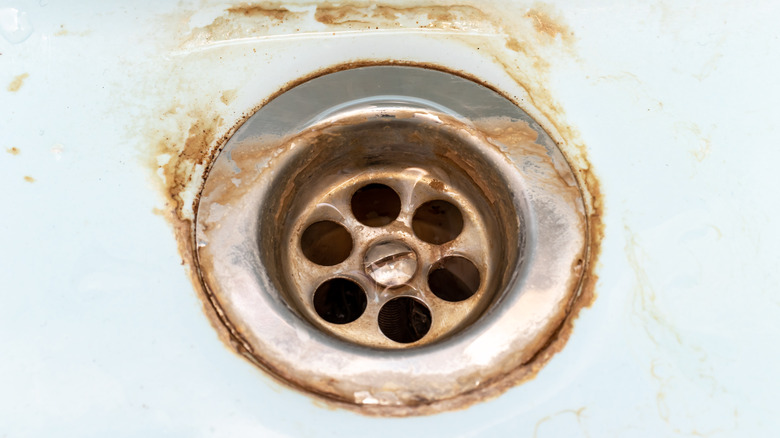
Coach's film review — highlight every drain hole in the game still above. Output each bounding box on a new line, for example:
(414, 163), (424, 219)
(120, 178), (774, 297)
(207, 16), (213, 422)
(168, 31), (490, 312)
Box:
(301, 221), (353, 266)
(313, 278), (367, 324)
(412, 200), (463, 244)
(351, 183), (401, 227)
(428, 257), (481, 302)
(378, 297), (432, 343)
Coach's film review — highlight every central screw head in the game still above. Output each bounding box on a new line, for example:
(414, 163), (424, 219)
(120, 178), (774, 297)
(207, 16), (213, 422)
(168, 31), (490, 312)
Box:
(364, 241), (418, 287)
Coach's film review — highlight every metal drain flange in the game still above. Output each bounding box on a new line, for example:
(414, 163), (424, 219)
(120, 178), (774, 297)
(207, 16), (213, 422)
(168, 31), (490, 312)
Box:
(195, 66), (588, 413)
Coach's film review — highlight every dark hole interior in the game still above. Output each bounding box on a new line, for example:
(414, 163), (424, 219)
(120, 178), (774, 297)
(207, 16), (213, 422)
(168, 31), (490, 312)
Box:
(428, 256), (481, 302)
(313, 278), (367, 324)
(378, 297), (432, 343)
(412, 200), (463, 244)
(300, 221), (353, 266)
(351, 183), (402, 227)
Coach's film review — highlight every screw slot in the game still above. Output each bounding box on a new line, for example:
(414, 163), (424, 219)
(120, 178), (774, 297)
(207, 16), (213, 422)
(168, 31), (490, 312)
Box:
(364, 241), (418, 288)
(428, 256), (481, 302)
(313, 278), (367, 324)
(378, 296), (432, 343)
(412, 200), (464, 244)
(351, 183), (402, 227)
(301, 221), (353, 266)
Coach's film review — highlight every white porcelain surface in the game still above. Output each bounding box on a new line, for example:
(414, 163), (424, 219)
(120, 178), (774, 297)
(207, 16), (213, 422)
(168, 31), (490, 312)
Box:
(2, 1), (778, 436)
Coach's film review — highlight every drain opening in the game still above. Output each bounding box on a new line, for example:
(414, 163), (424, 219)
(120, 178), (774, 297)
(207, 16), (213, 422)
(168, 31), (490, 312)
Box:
(412, 200), (464, 244)
(428, 256), (481, 302)
(278, 122), (508, 349)
(313, 278), (367, 324)
(378, 296), (432, 343)
(194, 65), (591, 410)
(301, 221), (353, 266)
(351, 183), (402, 227)
(286, 161), (494, 348)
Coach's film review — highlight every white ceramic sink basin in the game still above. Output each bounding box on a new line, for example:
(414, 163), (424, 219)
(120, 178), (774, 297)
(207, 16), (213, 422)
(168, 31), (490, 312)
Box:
(2, 0), (778, 435)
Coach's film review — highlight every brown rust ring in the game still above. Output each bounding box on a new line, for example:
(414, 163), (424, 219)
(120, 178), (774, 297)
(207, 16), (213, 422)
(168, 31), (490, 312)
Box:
(191, 65), (597, 416)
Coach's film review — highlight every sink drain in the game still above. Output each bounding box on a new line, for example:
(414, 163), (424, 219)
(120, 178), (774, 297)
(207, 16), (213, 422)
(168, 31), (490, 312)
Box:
(275, 135), (511, 349)
(195, 65), (590, 413)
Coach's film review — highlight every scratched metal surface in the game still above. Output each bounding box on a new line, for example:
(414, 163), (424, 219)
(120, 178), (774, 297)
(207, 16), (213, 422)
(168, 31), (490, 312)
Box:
(2, 0), (779, 436)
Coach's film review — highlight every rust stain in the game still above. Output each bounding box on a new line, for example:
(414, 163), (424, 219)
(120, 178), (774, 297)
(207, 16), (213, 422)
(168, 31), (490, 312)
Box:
(147, 107), (250, 353)
(624, 226), (683, 347)
(533, 407), (589, 438)
(675, 122), (712, 163)
(623, 225), (733, 432)
(314, 4), (370, 25)
(429, 179), (445, 191)
(687, 124), (712, 162)
(505, 37), (523, 52)
(151, 111), (224, 213)
(183, 2), (497, 47)
(226, 3), (294, 20)
(143, 0), (602, 418)
(692, 137), (711, 162)
(23, 175), (35, 183)
(313, 4), (486, 27)
(220, 89), (238, 105)
(181, 3), (307, 46)
(7, 73), (29, 92)
(6, 147), (20, 155)
(525, 6), (574, 43)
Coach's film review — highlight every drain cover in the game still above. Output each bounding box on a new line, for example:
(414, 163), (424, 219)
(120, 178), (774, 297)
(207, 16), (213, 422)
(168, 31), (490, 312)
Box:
(195, 66), (589, 413)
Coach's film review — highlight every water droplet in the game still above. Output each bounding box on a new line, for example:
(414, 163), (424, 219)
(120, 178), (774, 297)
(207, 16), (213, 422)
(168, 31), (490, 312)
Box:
(0, 8), (33, 44)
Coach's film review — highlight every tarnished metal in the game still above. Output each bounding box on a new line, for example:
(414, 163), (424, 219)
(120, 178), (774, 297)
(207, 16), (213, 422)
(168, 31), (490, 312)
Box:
(277, 145), (503, 348)
(364, 241), (418, 288)
(194, 66), (587, 410)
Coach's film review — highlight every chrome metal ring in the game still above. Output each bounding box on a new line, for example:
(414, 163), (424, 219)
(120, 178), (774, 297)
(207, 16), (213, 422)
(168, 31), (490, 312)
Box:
(195, 66), (587, 410)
